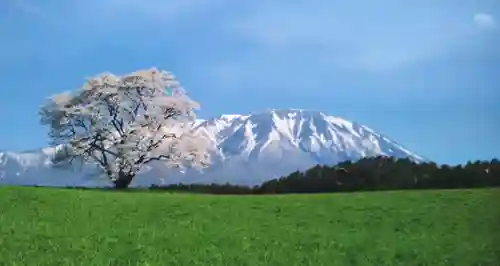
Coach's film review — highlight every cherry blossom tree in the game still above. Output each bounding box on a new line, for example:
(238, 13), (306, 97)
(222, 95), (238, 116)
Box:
(40, 68), (210, 189)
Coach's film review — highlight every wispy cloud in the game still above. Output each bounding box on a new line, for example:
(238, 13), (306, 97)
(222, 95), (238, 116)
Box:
(6, 0), (228, 35)
(10, 0), (48, 18)
(4, 0), (498, 87)
(474, 13), (497, 30)
(97, 0), (221, 18)
(66, 0), (228, 31)
(223, 1), (489, 72)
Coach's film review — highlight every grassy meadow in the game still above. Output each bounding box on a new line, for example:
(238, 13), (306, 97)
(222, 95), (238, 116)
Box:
(0, 186), (499, 266)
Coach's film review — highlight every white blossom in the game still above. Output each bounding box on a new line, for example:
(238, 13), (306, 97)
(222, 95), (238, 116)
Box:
(39, 68), (211, 188)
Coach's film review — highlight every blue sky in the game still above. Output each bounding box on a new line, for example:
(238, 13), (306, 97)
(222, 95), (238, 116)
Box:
(0, 0), (499, 164)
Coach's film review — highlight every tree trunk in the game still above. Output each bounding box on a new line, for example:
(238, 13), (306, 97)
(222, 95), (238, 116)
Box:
(113, 173), (135, 189)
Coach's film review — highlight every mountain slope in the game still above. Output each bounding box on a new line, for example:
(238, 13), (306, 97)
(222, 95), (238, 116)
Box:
(0, 109), (424, 187)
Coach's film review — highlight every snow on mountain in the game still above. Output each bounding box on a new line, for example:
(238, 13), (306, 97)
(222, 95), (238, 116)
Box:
(0, 109), (424, 187)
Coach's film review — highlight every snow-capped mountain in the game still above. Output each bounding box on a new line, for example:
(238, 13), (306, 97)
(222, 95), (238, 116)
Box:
(0, 109), (424, 187)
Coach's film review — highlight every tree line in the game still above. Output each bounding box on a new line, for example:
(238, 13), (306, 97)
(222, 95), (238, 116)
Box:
(148, 156), (500, 194)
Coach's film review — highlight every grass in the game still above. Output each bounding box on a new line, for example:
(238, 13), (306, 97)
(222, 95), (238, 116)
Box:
(0, 187), (499, 266)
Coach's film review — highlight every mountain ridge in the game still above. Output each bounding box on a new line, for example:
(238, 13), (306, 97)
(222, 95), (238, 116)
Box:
(0, 109), (424, 187)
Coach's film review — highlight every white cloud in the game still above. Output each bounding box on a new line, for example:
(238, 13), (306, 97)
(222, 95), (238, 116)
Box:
(474, 13), (497, 30)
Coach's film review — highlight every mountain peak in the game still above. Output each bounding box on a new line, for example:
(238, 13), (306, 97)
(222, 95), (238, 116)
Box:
(1, 109), (424, 187)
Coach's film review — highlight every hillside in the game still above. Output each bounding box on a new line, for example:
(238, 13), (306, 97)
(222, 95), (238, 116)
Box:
(0, 187), (498, 265)
(0, 109), (423, 187)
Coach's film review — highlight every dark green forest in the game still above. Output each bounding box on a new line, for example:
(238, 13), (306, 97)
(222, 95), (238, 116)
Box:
(148, 156), (500, 194)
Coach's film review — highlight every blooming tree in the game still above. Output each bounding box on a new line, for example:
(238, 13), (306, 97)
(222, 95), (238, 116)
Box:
(40, 68), (211, 189)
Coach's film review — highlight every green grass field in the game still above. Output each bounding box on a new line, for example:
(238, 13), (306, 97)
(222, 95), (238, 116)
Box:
(0, 187), (499, 266)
